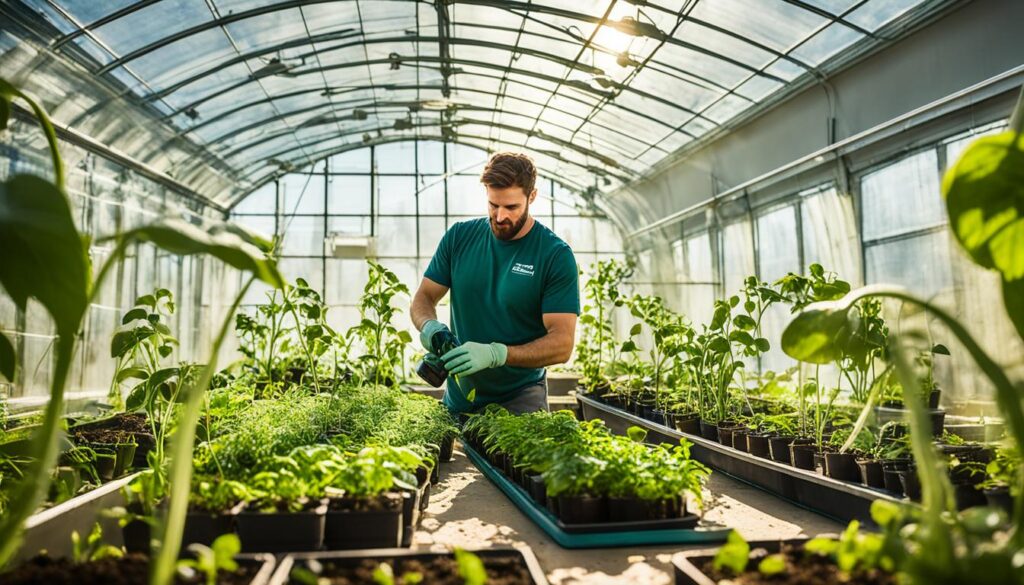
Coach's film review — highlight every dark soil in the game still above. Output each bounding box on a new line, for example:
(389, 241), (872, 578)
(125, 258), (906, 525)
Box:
(73, 413), (154, 444)
(294, 554), (533, 585)
(698, 548), (897, 585)
(1, 554), (260, 585)
(328, 493), (402, 512)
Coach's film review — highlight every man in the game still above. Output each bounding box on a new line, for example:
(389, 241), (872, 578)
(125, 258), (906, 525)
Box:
(411, 152), (579, 415)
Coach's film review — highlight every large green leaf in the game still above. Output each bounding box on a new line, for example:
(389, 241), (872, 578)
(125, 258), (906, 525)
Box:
(943, 131), (1024, 280)
(781, 296), (861, 364)
(113, 219), (284, 289)
(0, 175), (91, 337)
(0, 333), (14, 381)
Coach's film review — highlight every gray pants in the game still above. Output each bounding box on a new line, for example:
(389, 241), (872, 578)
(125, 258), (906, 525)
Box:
(495, 378), (549, 415)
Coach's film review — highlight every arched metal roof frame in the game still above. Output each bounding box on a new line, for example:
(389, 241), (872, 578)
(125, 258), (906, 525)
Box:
(237, 134), (606, 210)
(9, 0), (956, 208)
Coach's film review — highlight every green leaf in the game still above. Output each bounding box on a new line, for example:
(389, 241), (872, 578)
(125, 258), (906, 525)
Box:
(0, 174), (91, 337)
(629, 323), (642, 336)
(110, 322), (155, 358)
(454, 548), (487, 585)
(626, 426), (648, 443)
(943, 131), (1024, 281)
(116, 367), (149, 383)
(0, 94), (10, 131)
(0, 333), (14, 381)
(712, 531), (750, 575)
(732, 314), (756, 331)
(780, 299), (861, 364)
(753, 337), (770, 353)
(758, 554), (786, 576)
(112, 219), (284, 289)
(397, 330), (413, 344)
(125, 384), (149, 412)
(620, 340), (637, 353)
(804, 536), (839, 557)
(121, 307), (148, 324)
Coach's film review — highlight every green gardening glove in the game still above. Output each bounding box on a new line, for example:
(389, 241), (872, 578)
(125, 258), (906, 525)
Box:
(441, 342), (508, 376)
(419, 319), (450, 353)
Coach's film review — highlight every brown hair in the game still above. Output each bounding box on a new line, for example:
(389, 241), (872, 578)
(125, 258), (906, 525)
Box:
(480, 152), (537, 197)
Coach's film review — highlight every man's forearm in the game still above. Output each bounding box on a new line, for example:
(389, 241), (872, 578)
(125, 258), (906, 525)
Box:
(410, 293), (438, 331)
(505, 332), (574, 369)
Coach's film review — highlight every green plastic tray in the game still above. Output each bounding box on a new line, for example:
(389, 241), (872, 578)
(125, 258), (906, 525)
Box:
(463, 443), (731, 549)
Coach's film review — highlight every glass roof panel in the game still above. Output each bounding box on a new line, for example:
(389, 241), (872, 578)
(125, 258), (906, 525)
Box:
(92, 0), (214, 56)
(689, 0), (827, 53)
(791, 22), (864, 65)
(848, 0), (927, 30)
(28, 0), (954, 205)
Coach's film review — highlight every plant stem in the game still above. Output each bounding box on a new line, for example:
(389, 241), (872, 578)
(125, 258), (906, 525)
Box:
(286, 296), (321, 393)
(150, 277), (255, 585)
(13, 88), (64, 192)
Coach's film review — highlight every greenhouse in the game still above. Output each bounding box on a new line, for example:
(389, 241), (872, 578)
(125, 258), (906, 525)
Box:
(0, 0), (1022, 583)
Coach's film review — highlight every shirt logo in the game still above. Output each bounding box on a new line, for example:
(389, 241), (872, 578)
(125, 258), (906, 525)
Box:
(511, 262), (535, 276)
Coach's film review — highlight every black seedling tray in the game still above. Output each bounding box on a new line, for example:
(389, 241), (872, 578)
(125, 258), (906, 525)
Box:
(672, 539), (809, 585)
(269, 546), (549, 585)
(578, 394), (901, 526)
(463, 442), (728, 548)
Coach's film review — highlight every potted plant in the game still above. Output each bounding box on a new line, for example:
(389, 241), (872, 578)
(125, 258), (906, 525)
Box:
(234, 466), (328, 553)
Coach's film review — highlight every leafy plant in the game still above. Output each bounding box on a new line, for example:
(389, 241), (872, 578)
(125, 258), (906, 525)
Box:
(177, 533), (240, 585)
(577, 259), (634, 393)
(349, 261), (413, 388)
(454, 548), (487, 585)
(804, 519), (892, 574)
(109, 289), (177, 409)
(70, 522), (122, 564)
(711, 530), (750, 575)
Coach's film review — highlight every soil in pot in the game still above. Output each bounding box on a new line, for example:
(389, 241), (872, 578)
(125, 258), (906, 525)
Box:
(824, 452), (860, 482)
(0, 553), (263, 585)
(746, 434), (771, 458)
(324, 494), (403, 549)
(790, 443), (817, 471)
(292, 553), (535, 585)
(675, 414), (701, 435)
(768, 436), (795, 464)
(695, 545), (898, 585)
(557, 494), (607, 524)
(857, 459), (885, 489)
(235, 499), (327, 553)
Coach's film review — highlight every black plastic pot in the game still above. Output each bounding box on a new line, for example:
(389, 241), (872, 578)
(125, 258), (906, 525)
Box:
(698, 420), (718, 441)
(984, 486), (1013, 515)
(93, 449), (116, 481)
(824, 452), (860, 482)
(235, 499), (328, 553)
(746, 434), (770, 459)
(675, 414), (701, 435)
(767, 436), (794, 464)
(813, 451), (826, 474)
(439, 435), (455, 462)
(183, 511), (234, 546)
(716, 425), (738, 447)
(651, 408), (673, 428)
(856, 459), (885, 489)
(557, 494), (607, 524)
(731, 429), (750, 453)
(607, 496), (681, 522)
(953, 483), (986, 510)
(546, 493), (559, 517)
(790, 443), (817, 470)
(528, 474), (547, 507)
(324, 497), (403, 550)
(882, 466), (906, 495)
(899, 469), (921, 501)
(121, 517), (150, 554)
(928, 388), (941, 409)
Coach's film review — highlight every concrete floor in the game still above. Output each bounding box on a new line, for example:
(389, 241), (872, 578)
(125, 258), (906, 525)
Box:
(414, 444), (842, 584)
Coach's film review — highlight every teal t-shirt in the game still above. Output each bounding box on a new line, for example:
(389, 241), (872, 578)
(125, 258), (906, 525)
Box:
(424, 218), (579, 413)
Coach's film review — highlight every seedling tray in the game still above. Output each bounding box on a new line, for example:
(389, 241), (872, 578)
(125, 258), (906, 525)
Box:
(578, 394), (901, 526)
(269, 546), (549, 585)
(463, 442), (729, 548)
(672, 539), (808, 585)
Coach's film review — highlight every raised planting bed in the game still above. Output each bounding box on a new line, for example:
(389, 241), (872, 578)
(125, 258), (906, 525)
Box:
(578, 394), (901, 526)
(463, 442), (729, 548)
(15, 472), (140, 564)
(671, 539), (898, 585)
(268, 546), (549, 585)
(1, 552), (275, 585)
